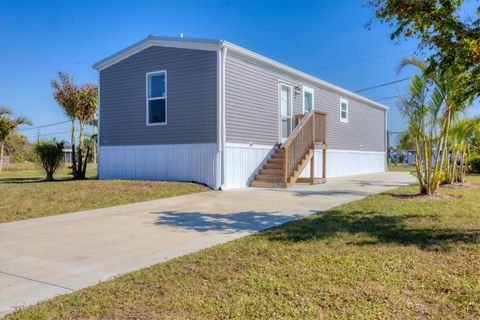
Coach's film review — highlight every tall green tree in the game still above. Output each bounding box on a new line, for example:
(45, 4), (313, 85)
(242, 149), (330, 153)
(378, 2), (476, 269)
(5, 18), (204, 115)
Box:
(368, 0), (480, 99)
(0, 107), (32, 173)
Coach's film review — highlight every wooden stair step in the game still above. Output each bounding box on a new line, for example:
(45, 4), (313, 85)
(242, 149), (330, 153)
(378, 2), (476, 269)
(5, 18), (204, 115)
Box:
(255, 174), (283, 182)
(263, 163), (283, 170)
(260, 168), (283, 175)
(251, 180), (287, 188)
(268, 158), (284, 164)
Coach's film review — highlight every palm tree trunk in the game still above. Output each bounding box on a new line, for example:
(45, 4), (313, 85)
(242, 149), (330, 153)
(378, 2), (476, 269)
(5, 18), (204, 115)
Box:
(92, 124), (96, 164)
(459, 149), (466, 183)
(78, 122), (84, 179)
(436, 109), (452, 186)
(71, 120), (77, 179)
(0, 141), (4, 173)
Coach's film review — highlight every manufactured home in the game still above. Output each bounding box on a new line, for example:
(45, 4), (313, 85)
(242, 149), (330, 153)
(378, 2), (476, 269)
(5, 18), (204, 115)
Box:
(93, 36), (388, 189)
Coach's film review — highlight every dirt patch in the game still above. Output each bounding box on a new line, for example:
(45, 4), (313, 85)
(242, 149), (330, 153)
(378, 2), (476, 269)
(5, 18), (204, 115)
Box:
(392, 193), (462, 201)
(441, 183), (478, 190)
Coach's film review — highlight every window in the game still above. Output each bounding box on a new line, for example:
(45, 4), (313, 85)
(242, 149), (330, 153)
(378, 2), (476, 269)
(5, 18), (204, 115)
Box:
(146, 71), (167, 125)
(340, 98), (348, 123)
(303, 86), (314, 113)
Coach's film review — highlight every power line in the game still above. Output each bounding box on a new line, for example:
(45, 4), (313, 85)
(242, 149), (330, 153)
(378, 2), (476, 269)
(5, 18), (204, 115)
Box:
(24, 130), (72, 140)
(18, 120), (71, 131)
(312, 49), (413, 71)
(354, 77), (411, 93)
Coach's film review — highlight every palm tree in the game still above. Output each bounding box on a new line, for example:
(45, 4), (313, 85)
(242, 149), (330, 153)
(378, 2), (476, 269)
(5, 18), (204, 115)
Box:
(448, 118), (480, 183)
(0, 107), (32, 173)
(399, 75), (447, 194)
(87, 115), (98, 164)
(34, 140), (65, 181)
(398, 57), (474, 189)
(76, 84), (98, 178)
(52, 72), (79, 178)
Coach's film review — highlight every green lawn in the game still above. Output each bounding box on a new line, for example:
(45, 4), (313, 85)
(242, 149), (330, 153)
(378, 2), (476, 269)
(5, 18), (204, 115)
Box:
(8, 175), (480, 319)
(0, 165), (209, 223)
(388, 164), (415, 173)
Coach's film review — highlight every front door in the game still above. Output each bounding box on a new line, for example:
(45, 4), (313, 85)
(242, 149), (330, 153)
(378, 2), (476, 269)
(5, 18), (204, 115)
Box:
(279, 83), (292, 143)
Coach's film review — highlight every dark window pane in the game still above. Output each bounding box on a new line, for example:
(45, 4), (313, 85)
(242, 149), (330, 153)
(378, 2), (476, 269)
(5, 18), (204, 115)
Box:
(149, 99), (166, 123)
(148, 74), (165, 98)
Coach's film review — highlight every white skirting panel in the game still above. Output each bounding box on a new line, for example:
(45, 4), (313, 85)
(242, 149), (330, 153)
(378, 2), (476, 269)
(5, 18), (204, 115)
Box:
(98, 143), (219, 189)
(300, 149), (386, 178)
(223, 143), (276, 189)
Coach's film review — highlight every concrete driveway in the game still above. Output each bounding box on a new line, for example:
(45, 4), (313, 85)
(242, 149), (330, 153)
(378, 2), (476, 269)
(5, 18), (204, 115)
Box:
(0, 172), (414, 316)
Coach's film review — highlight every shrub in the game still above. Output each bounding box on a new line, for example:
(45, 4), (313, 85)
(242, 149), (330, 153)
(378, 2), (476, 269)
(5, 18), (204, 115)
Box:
(467, 155), (480, 174)
(34, 140), (65, 181)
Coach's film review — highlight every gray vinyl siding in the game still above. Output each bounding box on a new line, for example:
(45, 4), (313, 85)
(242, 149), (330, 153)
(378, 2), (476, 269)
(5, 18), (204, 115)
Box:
(225, 53), (386, 152)
(99, 46), (217, 146)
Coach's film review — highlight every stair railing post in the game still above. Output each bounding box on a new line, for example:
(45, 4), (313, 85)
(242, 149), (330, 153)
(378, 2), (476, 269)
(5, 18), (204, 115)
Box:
(283, 148), (288, 184)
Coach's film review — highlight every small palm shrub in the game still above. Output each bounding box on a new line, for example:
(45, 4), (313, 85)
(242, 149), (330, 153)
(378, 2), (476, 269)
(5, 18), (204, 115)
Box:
(34, 140), (65, 181)
(467, 155), (480, 174)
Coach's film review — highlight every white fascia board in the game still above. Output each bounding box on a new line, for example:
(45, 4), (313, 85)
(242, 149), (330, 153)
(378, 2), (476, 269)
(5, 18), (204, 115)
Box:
(220, 41), (389, 111)
(93, 36), (221, 71)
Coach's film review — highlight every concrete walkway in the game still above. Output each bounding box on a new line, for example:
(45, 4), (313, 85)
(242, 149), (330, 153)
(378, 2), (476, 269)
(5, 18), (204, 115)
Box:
(0, 172), (414, 316)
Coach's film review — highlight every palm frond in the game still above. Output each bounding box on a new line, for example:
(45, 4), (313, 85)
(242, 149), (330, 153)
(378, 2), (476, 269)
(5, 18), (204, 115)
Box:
(0, 106), (12, 116)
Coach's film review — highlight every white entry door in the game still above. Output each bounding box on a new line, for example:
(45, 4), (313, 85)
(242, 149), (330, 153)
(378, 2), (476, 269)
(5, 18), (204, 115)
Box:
(279, 83), (292, 143)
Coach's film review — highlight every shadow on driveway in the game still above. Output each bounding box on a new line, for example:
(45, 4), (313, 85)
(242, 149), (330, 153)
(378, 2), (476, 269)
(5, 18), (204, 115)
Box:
(151, 211), (304, 234)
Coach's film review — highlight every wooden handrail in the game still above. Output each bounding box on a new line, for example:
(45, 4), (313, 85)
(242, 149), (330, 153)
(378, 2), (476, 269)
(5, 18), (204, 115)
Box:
(282, 111), (314, 149)
(282, 111), (327, 184)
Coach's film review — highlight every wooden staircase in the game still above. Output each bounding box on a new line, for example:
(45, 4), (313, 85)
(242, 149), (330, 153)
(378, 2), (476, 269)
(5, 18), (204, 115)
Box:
(251, 111), (327, 188)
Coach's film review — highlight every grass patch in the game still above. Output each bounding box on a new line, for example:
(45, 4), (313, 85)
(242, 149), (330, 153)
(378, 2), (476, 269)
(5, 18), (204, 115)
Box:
(388, 164), (415, 173)
(8, 176), (480, 319)
(0, 166), (209, 223)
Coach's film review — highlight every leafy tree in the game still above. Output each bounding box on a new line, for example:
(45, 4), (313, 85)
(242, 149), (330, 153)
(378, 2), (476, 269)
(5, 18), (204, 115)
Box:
(0, 107), (32, 173)
(368, 0), (480, 99)
(34, 140), (65, 182)
(5, 133), (34, 162)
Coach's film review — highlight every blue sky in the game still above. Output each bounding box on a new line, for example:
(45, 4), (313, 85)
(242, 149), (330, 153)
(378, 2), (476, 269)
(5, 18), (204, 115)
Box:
(0, 0), (477, 145)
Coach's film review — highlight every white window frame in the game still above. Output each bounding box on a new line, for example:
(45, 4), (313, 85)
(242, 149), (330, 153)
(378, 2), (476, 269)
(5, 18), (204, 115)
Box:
(146, 70), (167, 126)
(302, 86), (315, 114)
(340, 98), (348, 123)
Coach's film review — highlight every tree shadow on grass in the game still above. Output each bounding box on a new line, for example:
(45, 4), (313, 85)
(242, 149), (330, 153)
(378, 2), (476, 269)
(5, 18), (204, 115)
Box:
(150, 209), (479, 251)
(264, 210), (480, 251)
(0, 176), (97, 184)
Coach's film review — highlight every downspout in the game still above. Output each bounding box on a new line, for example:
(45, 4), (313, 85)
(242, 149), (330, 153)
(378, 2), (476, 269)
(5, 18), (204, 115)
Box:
(220, 45), (228, 189)
(216, 47), (222, 189)
(97, 70), (101, 179)
(384, 108), (388, 171)
(217, 43), (227, 190)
